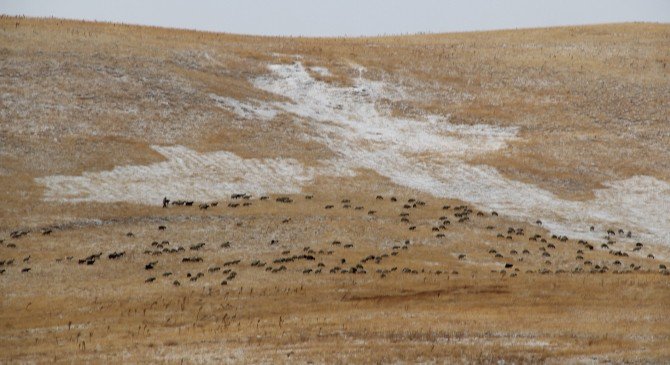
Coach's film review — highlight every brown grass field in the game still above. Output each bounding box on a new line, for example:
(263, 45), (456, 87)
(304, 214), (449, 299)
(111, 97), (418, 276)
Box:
(1, 16), (669, 363)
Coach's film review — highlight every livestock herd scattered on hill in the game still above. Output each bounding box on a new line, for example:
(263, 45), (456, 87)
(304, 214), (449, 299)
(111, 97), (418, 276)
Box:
(1, 193), (668, 281)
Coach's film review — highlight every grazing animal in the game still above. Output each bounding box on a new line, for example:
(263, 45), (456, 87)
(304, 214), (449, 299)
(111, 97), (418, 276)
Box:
(108, 251), (125, 260)
(190, 242), (205, 251)
(182, 257), (203, 263)
(276, 197), (293, 203)
(78, 253), (101, 265)
(458, 254), (466, 260)
(10, 230), (28, 239)
(158, 225), (166, 231)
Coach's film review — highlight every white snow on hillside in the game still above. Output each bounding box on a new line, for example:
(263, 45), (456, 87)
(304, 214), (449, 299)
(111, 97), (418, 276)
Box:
(36, 61), (670, 245)
(36, 145), (313, 203)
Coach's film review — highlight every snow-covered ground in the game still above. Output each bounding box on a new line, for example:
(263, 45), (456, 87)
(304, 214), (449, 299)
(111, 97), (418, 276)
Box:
(36, 62), (670, 245)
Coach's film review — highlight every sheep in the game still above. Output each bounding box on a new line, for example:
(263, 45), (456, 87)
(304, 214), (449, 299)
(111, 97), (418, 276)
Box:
(190, 242), (205, 251)
(10, 230), (27, 239)
(108, 251), (125, 260)
(182, 257), (203, 263)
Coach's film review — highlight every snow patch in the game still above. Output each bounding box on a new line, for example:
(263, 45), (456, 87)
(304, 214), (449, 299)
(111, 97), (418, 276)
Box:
(309, 66), (332, 77)
(209, 93), (277, 120)
(36, 145), (314, 205)
(252, 62), (669, 245)
(36, 62), (670, 245)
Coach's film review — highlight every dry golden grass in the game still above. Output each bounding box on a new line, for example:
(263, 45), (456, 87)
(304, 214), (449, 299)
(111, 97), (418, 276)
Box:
(1, 16), (669, 363)
(1, 189), (669, 363)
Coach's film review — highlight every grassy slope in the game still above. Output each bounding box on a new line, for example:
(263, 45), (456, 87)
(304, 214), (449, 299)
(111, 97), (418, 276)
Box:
(0, 17), (669, 363)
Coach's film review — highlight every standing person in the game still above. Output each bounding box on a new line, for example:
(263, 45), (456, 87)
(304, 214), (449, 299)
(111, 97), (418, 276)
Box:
(162, 196), (169, 208)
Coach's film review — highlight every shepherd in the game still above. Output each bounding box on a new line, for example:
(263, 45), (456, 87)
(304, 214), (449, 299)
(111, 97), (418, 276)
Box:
(162, 196), (169, 208)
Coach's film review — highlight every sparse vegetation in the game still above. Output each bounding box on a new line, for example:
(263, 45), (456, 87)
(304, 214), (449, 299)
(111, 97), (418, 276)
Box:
(0, 16), (669, 363)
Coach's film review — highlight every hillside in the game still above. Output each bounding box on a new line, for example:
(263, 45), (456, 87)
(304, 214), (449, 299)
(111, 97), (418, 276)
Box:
(1, 17), (669, 363)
